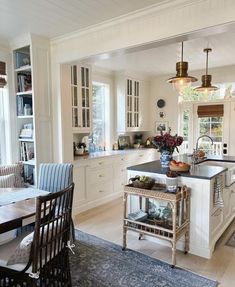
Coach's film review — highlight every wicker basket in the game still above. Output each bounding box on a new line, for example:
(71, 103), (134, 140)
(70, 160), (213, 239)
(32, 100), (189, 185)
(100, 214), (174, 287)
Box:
(131, 179), (155, 190)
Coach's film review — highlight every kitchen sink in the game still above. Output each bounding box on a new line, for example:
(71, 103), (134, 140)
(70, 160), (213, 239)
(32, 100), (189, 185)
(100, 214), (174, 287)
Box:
(197, 160), (235, 186)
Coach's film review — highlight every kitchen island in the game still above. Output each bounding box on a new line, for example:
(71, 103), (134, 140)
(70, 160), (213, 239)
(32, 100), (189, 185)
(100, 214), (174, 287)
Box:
(127, 155), (235, 259)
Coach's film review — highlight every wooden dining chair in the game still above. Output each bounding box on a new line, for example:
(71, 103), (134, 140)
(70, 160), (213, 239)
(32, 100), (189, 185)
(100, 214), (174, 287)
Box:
(0, 183), (75, 287)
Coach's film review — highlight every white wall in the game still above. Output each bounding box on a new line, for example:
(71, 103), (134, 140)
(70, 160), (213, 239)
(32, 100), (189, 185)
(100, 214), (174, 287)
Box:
(51, 0), (235, 162)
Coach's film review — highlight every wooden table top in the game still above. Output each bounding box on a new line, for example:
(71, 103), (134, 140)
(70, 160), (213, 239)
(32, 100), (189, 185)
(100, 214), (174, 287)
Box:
(0, 188), (49, 234)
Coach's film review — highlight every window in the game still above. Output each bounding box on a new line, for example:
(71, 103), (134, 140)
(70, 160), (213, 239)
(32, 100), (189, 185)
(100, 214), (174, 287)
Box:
(179, 101), (225, 156)
(198, 116), (223, 155)
(179, 82), (235, 102)
(88, 82), (110, 152)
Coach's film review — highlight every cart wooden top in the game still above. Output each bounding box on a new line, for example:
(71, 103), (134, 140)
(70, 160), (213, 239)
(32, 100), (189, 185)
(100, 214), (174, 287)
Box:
(124, 184), (190, 202)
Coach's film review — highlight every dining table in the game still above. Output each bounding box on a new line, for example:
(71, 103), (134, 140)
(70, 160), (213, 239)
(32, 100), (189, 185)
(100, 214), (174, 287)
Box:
(0, 187), (50, 234)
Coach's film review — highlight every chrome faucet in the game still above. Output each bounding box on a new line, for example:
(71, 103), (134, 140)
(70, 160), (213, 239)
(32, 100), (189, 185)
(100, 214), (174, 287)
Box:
(196, 135), (214, 151)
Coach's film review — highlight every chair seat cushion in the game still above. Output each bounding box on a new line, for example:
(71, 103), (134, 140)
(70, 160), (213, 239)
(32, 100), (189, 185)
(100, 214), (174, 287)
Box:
(0, 232), (32, 272)
(6, 231), (33, 266)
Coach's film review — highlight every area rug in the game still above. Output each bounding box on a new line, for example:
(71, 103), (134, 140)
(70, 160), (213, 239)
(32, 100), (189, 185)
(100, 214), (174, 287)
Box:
(70, 230), (218, 287)
(226, 230), (235, 247)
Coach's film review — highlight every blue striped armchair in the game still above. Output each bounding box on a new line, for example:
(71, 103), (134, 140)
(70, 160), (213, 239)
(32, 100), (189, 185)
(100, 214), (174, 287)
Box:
(38, 163), (73, 193)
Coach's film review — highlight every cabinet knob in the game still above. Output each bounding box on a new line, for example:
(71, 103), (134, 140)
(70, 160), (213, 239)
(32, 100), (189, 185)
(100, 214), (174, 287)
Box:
(99, 190), (105, 193)
(98, 174), (104, 178)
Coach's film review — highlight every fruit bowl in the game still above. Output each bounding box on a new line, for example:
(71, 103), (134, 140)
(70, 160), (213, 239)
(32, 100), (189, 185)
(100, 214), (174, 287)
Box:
(169, 164), (190, 172)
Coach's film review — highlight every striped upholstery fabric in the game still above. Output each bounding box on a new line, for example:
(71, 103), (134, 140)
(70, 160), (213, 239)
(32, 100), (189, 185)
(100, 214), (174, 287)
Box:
(38, 163), (73, 193)
(0, 174), (15, 188)
(0, 163), (24, 187)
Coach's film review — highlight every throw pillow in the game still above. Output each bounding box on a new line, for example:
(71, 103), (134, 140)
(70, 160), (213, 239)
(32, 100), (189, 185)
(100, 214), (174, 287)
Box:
(0, 174), (15, 188)
(0, 163), (24, 187)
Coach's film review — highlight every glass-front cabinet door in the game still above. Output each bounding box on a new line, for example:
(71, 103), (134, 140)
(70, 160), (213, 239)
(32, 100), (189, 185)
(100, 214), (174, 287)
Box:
(126, 78), (139, 130)
(71, 64), (92, 132)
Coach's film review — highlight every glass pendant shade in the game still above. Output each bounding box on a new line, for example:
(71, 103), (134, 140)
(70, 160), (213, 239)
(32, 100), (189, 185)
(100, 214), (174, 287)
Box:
(167, 42), (197, 94)
(194, 48), (218, 92)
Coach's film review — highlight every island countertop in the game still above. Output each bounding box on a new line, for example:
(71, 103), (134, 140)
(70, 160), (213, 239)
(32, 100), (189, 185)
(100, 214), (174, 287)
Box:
(127, 154), (235, 180)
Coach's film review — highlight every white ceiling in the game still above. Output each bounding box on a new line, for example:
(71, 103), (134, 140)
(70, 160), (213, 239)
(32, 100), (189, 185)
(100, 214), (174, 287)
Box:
(91, 30), (235, 76)
(0, 0), (164, 44)
(1, 0), (235, 75)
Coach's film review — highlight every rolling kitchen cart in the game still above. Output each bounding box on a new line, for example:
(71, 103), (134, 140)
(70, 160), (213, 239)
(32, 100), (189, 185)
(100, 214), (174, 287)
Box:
(122, 184), (190, 267)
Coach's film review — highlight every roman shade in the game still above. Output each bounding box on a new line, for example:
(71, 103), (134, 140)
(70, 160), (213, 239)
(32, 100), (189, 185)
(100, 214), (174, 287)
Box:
(197, 104), (224, 118)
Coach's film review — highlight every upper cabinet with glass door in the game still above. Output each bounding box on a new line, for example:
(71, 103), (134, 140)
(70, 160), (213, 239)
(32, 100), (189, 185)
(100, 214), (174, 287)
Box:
(71, 64), (92, 133)
(116, 74), (149, 132)
(126, 79), (139, 129)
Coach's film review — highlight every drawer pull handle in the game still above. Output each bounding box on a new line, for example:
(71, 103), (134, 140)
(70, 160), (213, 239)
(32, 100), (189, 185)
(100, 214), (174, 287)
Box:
(99, 162), (103, 165)
(99, 174), (104, 178)
(99, 190), (105, 193)
(139, 155), (143, 157)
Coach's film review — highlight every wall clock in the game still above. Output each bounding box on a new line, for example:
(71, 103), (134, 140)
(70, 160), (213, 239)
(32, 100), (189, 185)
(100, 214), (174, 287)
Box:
(157, 99), (165, 108)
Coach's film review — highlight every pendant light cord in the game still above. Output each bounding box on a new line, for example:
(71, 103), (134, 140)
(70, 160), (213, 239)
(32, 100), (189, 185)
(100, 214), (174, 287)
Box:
(206, 49), (208, 76)
(181, 42), (184, 62)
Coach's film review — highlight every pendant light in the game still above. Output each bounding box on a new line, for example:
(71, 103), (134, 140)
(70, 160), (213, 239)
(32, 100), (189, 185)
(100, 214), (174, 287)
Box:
(194, 48), (218, 93)
(167, 42), (197, 94)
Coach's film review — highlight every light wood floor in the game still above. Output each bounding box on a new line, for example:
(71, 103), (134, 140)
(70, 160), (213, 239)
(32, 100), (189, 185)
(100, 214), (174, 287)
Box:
(75, 197), (235, 287)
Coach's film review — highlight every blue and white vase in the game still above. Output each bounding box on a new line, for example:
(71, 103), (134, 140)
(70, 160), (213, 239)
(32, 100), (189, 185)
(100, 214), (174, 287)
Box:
(160, 150), (173, 168)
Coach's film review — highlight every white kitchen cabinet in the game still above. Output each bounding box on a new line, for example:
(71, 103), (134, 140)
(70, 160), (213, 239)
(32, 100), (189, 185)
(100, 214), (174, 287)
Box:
(12, 36), (52, 185)
(72, 166), (86, 216)
(116, 74), (150, 132)
(73, 149), (157, 213)
(71, 64), (92, 133)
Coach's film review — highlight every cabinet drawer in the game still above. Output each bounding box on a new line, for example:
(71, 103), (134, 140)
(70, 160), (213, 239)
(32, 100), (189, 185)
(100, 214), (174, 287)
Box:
(87, 166), (113, 185)
(88, 158), (112, 169)
(87, 181), (113, 200)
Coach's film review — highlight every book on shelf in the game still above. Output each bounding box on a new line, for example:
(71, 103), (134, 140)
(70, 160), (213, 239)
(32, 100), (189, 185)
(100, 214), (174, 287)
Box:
(19, 123), (33, 139)
(17, 73), (32, 93)
(20, 141), (34, 162)
(16, 94), (32, 116)
(15, 51), (30, 69)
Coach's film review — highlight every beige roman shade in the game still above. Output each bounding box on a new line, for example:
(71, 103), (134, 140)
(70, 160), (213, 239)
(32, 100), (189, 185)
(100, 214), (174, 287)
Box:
(197, 104), (224, 118)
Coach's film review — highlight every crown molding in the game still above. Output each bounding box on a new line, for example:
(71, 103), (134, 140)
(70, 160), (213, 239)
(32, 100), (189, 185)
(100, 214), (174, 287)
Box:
(51, 0), (201, 45)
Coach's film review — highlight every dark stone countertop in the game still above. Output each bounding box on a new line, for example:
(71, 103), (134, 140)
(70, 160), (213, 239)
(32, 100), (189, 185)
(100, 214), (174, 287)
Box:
(127, 154), (235, 180)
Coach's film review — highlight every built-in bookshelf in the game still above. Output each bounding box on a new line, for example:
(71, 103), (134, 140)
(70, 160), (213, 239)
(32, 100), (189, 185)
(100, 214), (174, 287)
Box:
(14, 45), (35, 185)
(12, 36), (52, 186)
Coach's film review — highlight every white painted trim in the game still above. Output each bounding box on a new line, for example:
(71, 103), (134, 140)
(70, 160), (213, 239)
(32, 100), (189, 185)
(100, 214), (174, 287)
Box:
(51, 0), (198, 44)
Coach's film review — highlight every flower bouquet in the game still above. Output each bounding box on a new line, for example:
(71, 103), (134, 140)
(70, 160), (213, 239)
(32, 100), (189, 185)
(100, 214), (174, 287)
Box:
(152, 128), (183, 167)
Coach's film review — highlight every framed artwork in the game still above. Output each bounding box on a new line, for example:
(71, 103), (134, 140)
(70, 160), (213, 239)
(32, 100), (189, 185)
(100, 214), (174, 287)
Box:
(155, 121), (168, 134)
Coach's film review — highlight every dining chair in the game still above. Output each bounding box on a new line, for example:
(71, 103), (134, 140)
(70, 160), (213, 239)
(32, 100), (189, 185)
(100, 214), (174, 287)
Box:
(38, 163), (73, 193)
(0, 183), (75, 286)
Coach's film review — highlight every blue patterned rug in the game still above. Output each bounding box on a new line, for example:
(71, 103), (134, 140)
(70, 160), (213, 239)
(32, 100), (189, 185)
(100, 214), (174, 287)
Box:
(70, 230), (218, 287)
